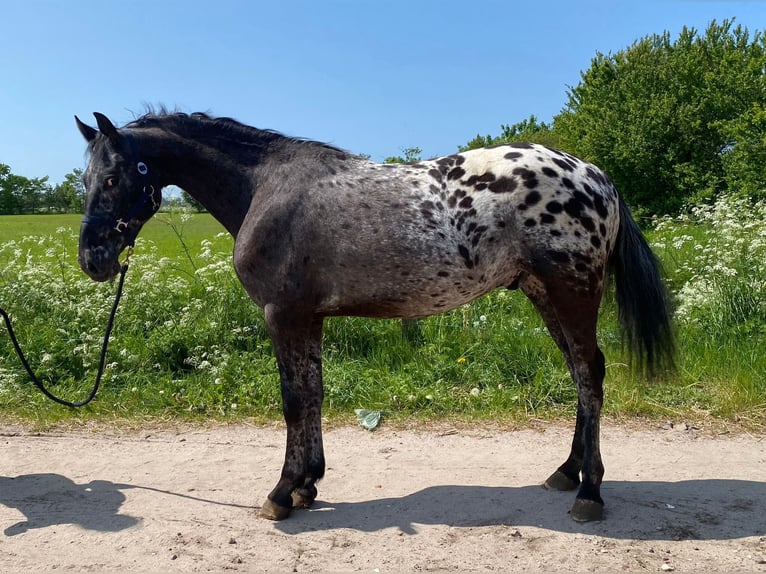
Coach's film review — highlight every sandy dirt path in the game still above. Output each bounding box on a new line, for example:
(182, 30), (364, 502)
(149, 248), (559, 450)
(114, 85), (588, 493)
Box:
(0, 421), (764, 572)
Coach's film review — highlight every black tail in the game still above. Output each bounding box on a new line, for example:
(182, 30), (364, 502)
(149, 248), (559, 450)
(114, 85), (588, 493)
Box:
(612, 197), (675, 375)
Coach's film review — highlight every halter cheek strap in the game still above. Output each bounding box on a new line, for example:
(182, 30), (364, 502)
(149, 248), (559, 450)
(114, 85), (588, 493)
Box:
(82, 135), (162, 232)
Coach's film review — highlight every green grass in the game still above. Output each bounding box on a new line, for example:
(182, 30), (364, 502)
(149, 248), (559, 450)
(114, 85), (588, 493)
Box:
(0, 201), (764, 430)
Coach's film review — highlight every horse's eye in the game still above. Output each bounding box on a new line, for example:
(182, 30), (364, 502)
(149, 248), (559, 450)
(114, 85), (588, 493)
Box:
(105, 177), (117, 188)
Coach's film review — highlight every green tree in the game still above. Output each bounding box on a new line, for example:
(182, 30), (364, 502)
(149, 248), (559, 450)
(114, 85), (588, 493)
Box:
(720, 102), (766, 199)
(50, 168), (86, 212)
(554, 19), (766, 215)
(0, 163), (16, 214)
(181, 189), (206, 212)
(384, 147), (422, 164)
(459, 115), (559, 151)
(0, 164), (50, 214)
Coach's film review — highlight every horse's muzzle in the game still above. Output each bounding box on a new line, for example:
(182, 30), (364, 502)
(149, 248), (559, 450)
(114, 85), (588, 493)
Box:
(78, 246), (122, 282)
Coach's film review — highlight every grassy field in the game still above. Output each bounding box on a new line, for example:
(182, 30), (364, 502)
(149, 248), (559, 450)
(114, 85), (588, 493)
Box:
(0, 202), (764, 429)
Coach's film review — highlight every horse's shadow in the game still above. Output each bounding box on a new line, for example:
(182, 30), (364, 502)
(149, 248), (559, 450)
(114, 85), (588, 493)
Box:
(1, 474), (764, 542)
(0, 474), (139, 536)
(275, 479), (766, 541)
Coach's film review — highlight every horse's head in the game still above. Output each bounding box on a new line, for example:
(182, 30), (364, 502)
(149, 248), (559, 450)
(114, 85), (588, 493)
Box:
(75, 113), (162, 281)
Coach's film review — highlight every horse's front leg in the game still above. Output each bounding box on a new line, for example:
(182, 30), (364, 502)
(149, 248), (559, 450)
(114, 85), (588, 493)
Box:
(258, 306), (325, 521)
(290, 317), (325, 509)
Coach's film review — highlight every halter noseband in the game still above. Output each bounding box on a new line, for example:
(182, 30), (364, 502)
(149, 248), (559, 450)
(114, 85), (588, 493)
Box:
(81, 133), (161, 233)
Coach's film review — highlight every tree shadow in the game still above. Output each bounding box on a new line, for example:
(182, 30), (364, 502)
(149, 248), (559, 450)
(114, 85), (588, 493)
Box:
(274, 479), (766, 541)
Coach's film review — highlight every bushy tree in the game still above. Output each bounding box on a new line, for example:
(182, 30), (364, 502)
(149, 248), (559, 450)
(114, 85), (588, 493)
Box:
(384, 147), (422, 164)
(0, 163), (50, 214)
(720, 102), (766, 199)
(554, 19), (765, 215)
(459, 115), (559, 151)
(50, 169), (85, 212)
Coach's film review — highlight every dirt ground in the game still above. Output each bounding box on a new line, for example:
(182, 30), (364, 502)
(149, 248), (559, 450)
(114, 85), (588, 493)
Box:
(0, 419), (764, 572)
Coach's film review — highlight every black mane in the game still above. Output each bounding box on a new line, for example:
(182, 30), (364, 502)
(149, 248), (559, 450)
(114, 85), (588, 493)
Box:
(125, 110), (348, 155)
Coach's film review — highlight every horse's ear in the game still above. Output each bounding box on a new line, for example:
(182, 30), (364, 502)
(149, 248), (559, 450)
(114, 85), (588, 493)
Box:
(75, 115), (98, 142)
(93, 112), (120, 141)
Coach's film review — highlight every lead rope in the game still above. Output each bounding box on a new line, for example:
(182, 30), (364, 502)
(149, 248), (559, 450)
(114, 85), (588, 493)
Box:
(0, 246), (133, 408)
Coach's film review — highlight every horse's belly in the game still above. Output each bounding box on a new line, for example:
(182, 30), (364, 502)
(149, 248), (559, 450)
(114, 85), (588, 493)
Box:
(317, 253), (515, 319)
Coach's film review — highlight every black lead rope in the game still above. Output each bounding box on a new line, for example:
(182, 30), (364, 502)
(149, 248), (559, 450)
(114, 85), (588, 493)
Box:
(0, 250), (131, 408)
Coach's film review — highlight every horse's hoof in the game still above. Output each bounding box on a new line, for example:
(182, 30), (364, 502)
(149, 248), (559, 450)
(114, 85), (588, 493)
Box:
(291, 489), (316, 509)
(543, 470), (579, 491)
(571, 498), (604, 522)
(258, 498), (292, 521)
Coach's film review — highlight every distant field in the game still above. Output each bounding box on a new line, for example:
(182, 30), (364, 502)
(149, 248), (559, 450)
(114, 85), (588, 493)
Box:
(0, 212), (230, 263)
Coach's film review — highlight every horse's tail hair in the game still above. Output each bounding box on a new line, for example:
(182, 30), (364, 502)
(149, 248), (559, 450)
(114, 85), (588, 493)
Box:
(612, 196), (675, 375)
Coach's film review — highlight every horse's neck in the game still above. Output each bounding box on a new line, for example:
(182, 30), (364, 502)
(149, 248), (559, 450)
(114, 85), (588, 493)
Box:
(137, 128), (257, 236)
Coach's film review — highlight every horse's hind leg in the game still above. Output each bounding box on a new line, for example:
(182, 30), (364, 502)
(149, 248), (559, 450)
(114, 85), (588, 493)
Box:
(522, 279), (606, 522)
(259, 306), (326, 521)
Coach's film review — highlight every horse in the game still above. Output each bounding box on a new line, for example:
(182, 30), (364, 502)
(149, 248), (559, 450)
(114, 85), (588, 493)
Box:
(75, 110), (674, 523)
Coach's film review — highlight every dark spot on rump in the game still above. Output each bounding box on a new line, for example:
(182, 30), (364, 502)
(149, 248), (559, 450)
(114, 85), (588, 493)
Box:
(594, 194), (609, 219)
(437, 270), (450, 277)
(561, 177), (575, 189)
(488, 176), (517, 193)
(508, 142), (534, 149)
(504, 152), (523, 160)
(512, 167), (539, 189)
(574, 190), (594, 209)
(524, 218), (537, 227)
(540, 213), (555, 224)
(496, 220), (506, 228)
(459, 196), (473, 208)
(436, 156), (454, 167)
(563, 198), (583, 218)
(463, 172), (496, 187)
(525, 190), (542, 205)
(581, 216), (596, 233)
(586, 167), (606, 185)
(542, 167), (558, 178)
(552, 157), (576, 172)
(546, 201), (563, 213)
(550, 229), (562, 237)
(590, 235), (602, 248)
(599, 223), (607, 236)
(454, 154), (466, 165)
(448, 166), (466, 180)
(429, 168), (442, 181)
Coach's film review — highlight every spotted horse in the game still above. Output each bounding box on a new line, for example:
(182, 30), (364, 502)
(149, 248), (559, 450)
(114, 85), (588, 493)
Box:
(75, 111), (674, 523)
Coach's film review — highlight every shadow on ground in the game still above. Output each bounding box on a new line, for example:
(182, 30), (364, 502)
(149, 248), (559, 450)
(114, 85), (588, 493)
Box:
(274, 479), (766, 541)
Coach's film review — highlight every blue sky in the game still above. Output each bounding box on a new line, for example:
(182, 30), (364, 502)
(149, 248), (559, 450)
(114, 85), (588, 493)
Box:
(1, 0), (764, 185)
